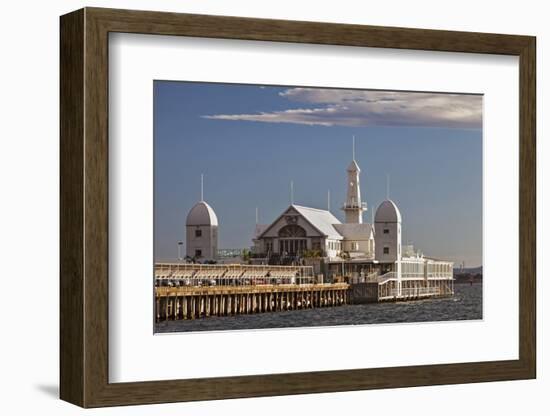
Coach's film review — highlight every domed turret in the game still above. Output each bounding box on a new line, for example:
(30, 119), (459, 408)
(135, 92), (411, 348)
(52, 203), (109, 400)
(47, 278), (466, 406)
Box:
(374, 200), (402, 223)
(374, 200), (402, 263)
(186, 201), (218, 226)
(186, 201), (218, 260)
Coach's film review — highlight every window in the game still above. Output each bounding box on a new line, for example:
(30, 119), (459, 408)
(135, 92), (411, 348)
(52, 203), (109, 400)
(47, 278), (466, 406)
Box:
(383, 247), (390, 254)
(383, 228), (389, 234)
(195, 229), (202, 237)
(195, 249), (202, 257)
(278, 224), (306, 238)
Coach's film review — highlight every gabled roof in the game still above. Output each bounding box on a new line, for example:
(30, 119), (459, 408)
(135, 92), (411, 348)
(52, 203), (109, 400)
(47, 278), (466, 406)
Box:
(258, 205), (343, 240)
(333, 223), (373, 239)
(253, 224), (269, 239)
(292, 205), (343, 240)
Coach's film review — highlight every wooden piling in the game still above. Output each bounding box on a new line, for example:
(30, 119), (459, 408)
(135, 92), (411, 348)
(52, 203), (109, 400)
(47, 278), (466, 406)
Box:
(155, 283), (351, 322)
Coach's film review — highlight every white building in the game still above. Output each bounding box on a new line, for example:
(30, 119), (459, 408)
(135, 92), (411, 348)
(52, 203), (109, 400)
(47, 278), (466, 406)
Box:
(253, 149), (376, 261)
(253, 204), (354, 259)
(185, 200), (218, 261)
(252, 143), (453, 288)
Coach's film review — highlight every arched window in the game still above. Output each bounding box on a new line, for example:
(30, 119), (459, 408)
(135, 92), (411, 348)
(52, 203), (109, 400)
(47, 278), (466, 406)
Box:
(278, 224), (306, 238)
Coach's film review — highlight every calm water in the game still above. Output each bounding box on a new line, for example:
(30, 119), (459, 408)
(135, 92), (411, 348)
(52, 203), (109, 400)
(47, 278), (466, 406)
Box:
(155, 283), (482, 334)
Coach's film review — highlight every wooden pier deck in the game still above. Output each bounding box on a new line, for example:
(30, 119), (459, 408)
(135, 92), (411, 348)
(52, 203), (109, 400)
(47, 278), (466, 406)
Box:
(156, 283), (350, 321)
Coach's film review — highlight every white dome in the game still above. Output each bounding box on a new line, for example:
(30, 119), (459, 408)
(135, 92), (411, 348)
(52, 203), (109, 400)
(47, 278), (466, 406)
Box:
(374, 200), (402, 223)
(186, 201), (218, 226)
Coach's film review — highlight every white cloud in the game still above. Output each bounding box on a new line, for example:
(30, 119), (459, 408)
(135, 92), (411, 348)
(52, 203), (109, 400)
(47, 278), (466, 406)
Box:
(202, 88), (482, 129)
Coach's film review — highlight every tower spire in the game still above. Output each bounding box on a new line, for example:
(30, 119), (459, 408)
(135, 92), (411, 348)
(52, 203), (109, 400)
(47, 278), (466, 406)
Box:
(200, 173), (204, 201)
(290, 180), (294, 205)
(327, 189), (331, 211)
(342, 137), (366, 223)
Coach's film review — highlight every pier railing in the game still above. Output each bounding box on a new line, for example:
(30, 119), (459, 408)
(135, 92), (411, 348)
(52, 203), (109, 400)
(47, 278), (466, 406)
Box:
(155, 263), (315, 287)
(378, 272), (397, 283)
(156, 282), (349, 296)
(391, 287), (441, 297)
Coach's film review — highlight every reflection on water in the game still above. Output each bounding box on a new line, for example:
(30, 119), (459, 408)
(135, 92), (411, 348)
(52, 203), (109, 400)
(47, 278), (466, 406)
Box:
(155, 283), (482, 334)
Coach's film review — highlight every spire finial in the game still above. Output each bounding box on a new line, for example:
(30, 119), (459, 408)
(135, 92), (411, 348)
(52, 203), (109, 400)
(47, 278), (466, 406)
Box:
(290, 180), (294, 205)
(200, 173), (204, 201)
(327, 189), (331, 211)
(255, 207), (259, 225)
(352, 135), (356, 161)
(386, 174), (390, 200)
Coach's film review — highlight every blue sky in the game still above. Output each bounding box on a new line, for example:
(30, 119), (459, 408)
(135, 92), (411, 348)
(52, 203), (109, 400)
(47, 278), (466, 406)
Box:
(154, 81), (482, 267)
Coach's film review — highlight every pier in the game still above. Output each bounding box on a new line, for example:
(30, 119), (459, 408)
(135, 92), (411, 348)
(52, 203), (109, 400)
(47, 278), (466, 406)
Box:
(156, 283), (350, 321)
(349, 271), (454, 303)
(154, 262), (453, 322)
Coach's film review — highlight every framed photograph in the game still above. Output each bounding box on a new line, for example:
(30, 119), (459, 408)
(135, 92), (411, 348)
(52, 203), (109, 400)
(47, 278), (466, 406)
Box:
(60, 7), (536, 408)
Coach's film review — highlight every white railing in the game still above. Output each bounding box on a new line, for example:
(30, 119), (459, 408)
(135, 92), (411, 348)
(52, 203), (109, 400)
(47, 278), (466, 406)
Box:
(401, 272), (425, 279)
(427, 273), (453, 279)
(390, 287), (442, 297)
(378, 272), (397, 284)
(341, 202), (367, 210)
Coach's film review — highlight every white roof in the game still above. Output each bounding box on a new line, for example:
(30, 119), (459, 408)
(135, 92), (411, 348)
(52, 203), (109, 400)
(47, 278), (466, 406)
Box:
(186, 201), (218, 226)
(292, 205), (343, 240)
(374, 200), (402, 223)
(333, 223), (373, 239)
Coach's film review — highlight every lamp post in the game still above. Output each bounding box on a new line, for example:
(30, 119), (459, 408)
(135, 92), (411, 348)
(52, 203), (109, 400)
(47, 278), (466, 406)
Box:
(177, 241), (183, 261)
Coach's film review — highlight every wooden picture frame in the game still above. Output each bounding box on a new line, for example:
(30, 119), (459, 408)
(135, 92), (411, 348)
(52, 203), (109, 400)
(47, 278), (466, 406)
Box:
(60, 7), (536, 408)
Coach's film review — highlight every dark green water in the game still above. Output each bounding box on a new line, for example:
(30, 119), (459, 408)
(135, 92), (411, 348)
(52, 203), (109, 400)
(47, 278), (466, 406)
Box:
(155, 283), (482, 334)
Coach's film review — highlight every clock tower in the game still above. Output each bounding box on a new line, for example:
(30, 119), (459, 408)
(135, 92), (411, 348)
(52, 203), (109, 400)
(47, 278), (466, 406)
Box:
(341, 137), (366, 224)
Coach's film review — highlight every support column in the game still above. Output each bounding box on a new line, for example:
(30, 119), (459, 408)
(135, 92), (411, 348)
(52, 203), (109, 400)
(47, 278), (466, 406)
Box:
(190, 296), (195, 319)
